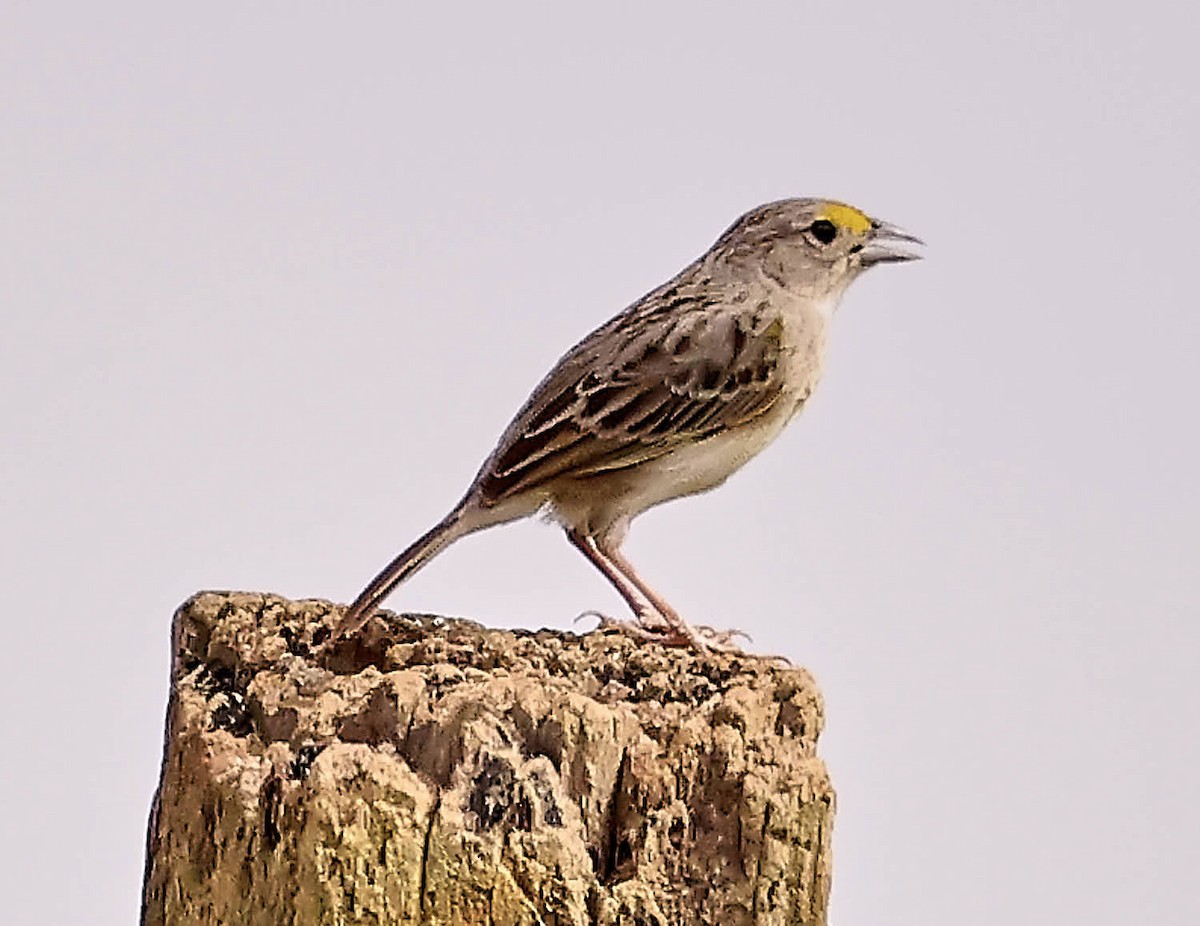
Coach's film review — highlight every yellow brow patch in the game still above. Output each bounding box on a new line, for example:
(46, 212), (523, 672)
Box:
(820, 203), (872, 235)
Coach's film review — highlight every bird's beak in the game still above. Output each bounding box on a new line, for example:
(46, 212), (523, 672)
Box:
(859, 220), (924, 266)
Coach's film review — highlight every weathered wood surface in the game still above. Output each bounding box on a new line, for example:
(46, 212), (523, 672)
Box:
(142, 592), (833, 925)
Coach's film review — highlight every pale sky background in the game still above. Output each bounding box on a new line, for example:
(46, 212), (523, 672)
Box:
(2, 3), (1197, 924)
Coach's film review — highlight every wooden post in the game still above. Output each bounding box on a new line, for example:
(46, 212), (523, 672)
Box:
(142, 592), (834, 925)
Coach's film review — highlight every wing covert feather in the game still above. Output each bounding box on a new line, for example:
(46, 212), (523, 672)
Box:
(477, 297), (788, 503)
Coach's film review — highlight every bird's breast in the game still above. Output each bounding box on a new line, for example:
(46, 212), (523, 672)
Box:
(776, 298), (832, 401)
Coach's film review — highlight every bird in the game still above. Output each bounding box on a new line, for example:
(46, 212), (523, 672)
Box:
(332, 198), (921, 650)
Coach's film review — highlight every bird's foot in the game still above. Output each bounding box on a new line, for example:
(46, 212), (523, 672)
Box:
(577, 610), (755, 655)
(575, 610), (673, 641)
(690, 624), (754, 650)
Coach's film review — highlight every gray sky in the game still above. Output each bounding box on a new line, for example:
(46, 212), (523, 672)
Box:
(3, 3), (1197, 923)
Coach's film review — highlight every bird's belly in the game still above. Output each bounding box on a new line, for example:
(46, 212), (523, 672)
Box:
(630, 330), (826, 511)
(640, 413), (790, 502)
(548, 402), (797, 537)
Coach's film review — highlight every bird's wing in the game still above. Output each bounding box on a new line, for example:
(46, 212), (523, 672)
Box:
(475, 298), (789, 503)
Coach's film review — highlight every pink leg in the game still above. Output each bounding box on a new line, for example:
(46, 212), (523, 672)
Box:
(597, 539), (751, 651)
(565, 529), (670, 633)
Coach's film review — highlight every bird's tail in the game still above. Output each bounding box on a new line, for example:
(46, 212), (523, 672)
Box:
(332, 505), (476, 642)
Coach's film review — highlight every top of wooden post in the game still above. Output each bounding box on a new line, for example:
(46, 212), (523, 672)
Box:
(142, 591), (833, 925)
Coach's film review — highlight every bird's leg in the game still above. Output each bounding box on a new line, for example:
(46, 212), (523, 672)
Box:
(565, 529), (671, 634)
(596, 540), (750, 651)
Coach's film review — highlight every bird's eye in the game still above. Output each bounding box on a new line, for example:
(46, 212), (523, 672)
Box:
(809, 220), (838, 245)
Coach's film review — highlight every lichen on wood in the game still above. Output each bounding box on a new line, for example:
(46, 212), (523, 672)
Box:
(142, 592), (834, 925)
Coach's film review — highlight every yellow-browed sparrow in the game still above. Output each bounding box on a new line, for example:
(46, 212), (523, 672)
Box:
(334, 198), (921, 650)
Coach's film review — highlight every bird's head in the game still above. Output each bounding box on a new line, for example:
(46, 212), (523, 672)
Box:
(711, 197), (922, 299)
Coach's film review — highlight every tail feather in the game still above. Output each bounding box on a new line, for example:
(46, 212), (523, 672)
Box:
(332, 509), (471, 641)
